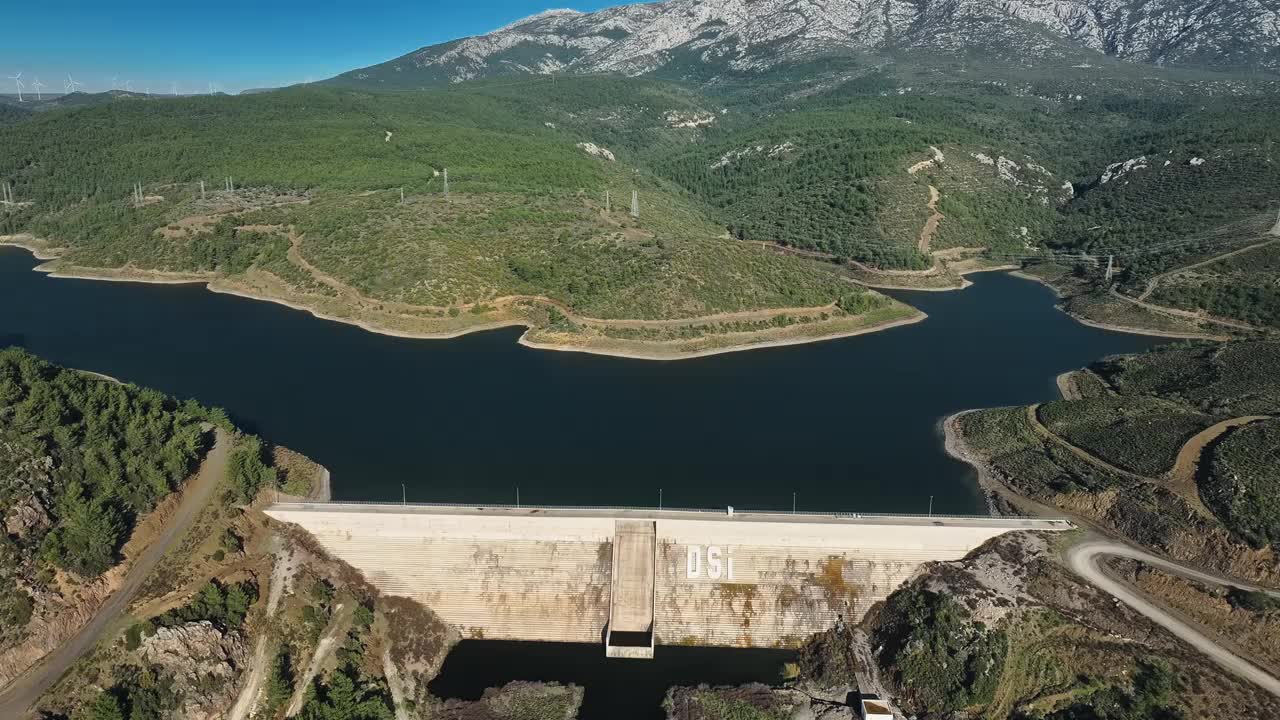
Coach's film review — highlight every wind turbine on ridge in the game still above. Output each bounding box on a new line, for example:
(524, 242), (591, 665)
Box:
(7, 72), (24, 102)
(31, 77), (46, 101)
(64, 74), (83, 94)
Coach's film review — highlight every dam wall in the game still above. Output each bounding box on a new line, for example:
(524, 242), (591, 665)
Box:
(266, 503), (1070, 652)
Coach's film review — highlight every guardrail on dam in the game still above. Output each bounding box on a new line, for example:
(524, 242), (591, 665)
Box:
(266, 503), (1072, 658)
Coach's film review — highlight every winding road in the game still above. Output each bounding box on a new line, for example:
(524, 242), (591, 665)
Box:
(1137, 238), (1280, 302)
(1167, 415), (1271, 518)
(1026, 404), (1273, 519)
(1110, 285), (1259, 332)
(1115, 231), (1280, 333)
(1067, 540), (1280, 697)
(0, 429), (231, 719)
(1034, 398), (1280, 694)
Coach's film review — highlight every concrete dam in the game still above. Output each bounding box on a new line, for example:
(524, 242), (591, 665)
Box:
(266, 503), (1071, 658)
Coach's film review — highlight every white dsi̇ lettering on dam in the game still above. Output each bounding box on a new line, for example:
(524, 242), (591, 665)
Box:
(686, 545), (734, 580)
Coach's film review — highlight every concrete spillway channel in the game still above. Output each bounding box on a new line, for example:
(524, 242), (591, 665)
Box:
(606, 520), (658, 658)
(266, 503), (1071, 656)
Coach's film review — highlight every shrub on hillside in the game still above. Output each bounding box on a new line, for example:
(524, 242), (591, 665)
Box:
(870, 586), (1006, 714)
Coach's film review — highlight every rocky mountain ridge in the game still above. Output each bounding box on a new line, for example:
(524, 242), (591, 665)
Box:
(330, 0), (1280, 87)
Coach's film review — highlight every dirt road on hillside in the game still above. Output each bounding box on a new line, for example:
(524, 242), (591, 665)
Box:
(228, 538), (294, 720)
(0, 429), (232, 718)
(918, 186), (942, 253)
(1138, 238), (1280, 301)
(1167, 416), (1271, 518)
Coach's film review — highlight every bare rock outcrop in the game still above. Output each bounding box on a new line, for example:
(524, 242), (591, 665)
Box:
(140, 621), (248, 720)
(576, 142), (616, 161)
(918, 531), (1048, 626)
(0, 441), (55, 540)
(3, 494), (51, 540)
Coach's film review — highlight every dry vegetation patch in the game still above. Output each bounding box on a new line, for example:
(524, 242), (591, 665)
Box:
(1122, 561), (1280, 675)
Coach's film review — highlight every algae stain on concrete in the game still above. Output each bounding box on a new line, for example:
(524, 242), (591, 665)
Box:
(812, 557), (860, 612)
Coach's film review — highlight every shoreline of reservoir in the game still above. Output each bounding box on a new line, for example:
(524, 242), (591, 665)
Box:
(941, 410), (1002, 516)
(1006, 270), (1229, 341)
(2, 240), (926, 362)
(515, 310), (927, 361)
(852, 262), (1020, 292)
(5, 237), (1204, 353)
(0, 245), (1166, 513)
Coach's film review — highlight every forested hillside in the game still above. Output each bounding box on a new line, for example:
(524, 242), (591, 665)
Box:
(1016, 87), (1280, 330)
(1045, 96), (1280, 273)
(0, 349), (208, 639)
(2, 63), (1278, 347)
(0, 104), (29, 126)
(0, 80), (920, 358)
(0, 354), (507, 720)
(0, 86), (601, 206)
(653, 91), (1068, 267)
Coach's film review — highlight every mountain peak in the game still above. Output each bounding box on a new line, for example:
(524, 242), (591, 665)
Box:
(329, 0), (1279, 87)
(495, 8), (586, 33)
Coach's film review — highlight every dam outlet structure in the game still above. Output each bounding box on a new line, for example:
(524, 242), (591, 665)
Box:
(266, 503), (1071, 659)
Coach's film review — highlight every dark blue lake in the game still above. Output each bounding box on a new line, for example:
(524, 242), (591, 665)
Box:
(0, 246), (1160, 515)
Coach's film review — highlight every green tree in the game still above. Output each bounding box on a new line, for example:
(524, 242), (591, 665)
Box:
(44, 488), (123, 576)
(299, 668), (394, 720)
(311, 579), (335, 607)
(220, 528), (244, 554)
(156, 579), (257, 630)
(227, 435), (277, 503)
(262, 648), (295, 716)
(353, 603), (375, 629)
(224, 581), (254, 627)
(77, 691), (124, 720)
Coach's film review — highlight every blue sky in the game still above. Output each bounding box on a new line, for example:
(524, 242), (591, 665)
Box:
(0, 0), (617, 95)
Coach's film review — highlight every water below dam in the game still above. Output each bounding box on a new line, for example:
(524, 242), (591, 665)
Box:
(0, 245), (1164, 717)
(429, 641), (794, 719)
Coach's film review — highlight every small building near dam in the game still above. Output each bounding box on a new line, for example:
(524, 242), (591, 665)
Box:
(266, 503), (1071, 658)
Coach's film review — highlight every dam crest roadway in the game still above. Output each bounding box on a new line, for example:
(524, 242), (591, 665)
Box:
(266, 503), (1072, 658)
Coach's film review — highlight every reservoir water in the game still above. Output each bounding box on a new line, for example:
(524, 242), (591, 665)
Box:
(0, 247), (1161, 514)
(0, 246), (1163, 717)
